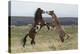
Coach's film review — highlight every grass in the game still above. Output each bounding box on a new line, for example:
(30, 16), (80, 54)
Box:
(10, 25), (78, 53)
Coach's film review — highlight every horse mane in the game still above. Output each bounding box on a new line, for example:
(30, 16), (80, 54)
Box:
(35, 8), (41, 14)
(34, 8), (42, 18)
(49, 11), (61, 26)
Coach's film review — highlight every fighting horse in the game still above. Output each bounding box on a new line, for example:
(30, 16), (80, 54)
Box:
(33, 8), (50, 31)
(22, 8), (50, 47)
(46, 10), (70, 42)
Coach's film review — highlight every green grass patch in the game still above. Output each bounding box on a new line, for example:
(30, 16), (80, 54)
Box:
(10, 25), (78, 53)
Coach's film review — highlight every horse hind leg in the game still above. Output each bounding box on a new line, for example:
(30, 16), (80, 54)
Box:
(31, 38), (35, 45)
(60, 36), (64, 42)
(65, 32), (70, 39)
(23, 34), (29, 48)
(59, 33), (65, 42)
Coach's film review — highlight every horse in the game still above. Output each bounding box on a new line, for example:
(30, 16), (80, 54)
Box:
(22, 8), (50, 47)
(33, 8), (50, 31)
(46, 10), (70, 42)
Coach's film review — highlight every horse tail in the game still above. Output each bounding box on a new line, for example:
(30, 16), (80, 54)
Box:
(64, 31), (70, 39)
(23, 34), (29, 47)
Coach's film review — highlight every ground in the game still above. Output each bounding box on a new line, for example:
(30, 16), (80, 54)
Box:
(10, 25), (78, 53)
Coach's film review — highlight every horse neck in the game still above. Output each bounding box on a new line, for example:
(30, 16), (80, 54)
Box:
(35, 14), (42, 19)
(51, 13), (61, 26)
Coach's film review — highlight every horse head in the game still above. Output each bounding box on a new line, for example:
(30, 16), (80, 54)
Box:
(35, 8), (45, 16)
(46, 10), (54, 16)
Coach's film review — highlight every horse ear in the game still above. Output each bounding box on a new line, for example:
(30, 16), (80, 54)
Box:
(38, 8), (41, 10)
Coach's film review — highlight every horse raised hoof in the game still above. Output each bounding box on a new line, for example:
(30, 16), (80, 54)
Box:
(23, 42), (26, 48)
(23, 44), (25, 48)
(61, 38), (64, 42)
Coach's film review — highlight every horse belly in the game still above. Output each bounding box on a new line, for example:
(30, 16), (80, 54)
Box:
(29, 32), (36, 38)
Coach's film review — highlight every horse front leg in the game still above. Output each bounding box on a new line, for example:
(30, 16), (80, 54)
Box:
(46, 24), (50, 31)
(44, 23), (50, 31)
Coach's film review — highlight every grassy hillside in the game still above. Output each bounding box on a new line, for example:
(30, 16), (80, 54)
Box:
(10, 25), (78, 53)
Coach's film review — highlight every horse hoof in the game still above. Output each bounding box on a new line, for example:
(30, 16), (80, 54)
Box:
(23, 45), (25, 48)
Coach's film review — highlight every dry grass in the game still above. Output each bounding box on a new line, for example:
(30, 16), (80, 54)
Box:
(10, 25), (78, 53)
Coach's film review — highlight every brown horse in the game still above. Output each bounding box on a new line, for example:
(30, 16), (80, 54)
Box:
(33, 8), (50, 30)
(46, 10), (70, 42)
(22, 8), (50, 47)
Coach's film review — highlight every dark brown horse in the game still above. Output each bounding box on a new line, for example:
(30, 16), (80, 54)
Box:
(33, 8), (50, 30)
(22, 8), (50, 47)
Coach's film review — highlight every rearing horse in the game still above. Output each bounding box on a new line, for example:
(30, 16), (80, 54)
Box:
(46, 10), (70, 42)
(34, 8), (50, 31)
(22, 8), (50, 47)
